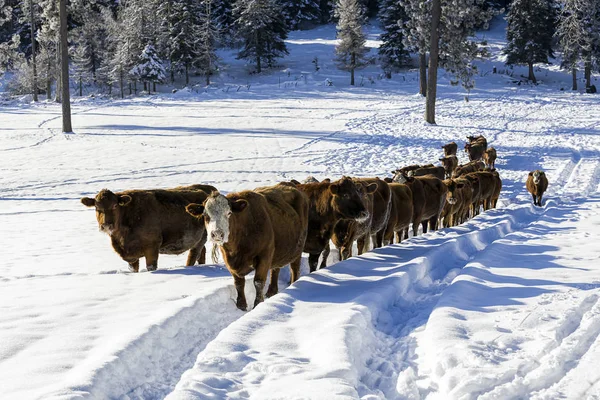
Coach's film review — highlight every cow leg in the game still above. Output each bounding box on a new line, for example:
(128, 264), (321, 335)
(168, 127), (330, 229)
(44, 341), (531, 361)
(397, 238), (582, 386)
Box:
(421, 220), (428, 234)
(145, 247), (159, 272)
(429, 216), (438, 231)
(266, 268), (279, 298)
(233, 274), (247, 311)
(290, 255), (302, 284)
(320, 244), (330, 269)
(375, 231), (385, 248)
(395, 231), (402, 243)
(198, 246), (206, 264)
(308, 252), (320, 273)
(127, 259), (139, 273)
(253, 256), (271, 308)
(538, 195), (543, 206)
(531, 194), (537, 206)
(186, 247), (200, 267)
(357, 236), (367, 255)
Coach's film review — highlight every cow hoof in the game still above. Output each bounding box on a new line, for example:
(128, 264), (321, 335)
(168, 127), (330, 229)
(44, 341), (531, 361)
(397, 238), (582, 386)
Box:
(146, 265), (158, 272)
(128, 265), (139, 273)
(236, 302), (248, 311)
(266, 289), (278, 298)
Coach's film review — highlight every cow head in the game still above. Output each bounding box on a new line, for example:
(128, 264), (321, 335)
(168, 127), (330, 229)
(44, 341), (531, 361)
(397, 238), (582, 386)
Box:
(445, 180), (465, 205)
(530, 170), (544, 185)
(329, 177), (369, 221)
(81, 189), (132, 235)
(186, 192), (247, 245)
(392, 170), (414, 184)
(464, 142), (471, 152)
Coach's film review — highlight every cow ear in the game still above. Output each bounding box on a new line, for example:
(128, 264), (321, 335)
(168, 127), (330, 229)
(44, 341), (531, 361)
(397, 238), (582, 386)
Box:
(329, 184), (340, 195)
(322, 178), (331, 183)
(290, 179), (301, 185)
(540, 171), (545, 176)
(528, 171), (533, 176)
(118, 195), (132, 207)
(81, 197), (96, 207)
(383, 177), (393, 183)
(366, 183), (378, 194)
(186, 203), (205, 217)
(231, 199), (248, 213)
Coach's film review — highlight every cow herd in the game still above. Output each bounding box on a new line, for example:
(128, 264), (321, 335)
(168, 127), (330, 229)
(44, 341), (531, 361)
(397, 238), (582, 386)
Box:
(81, 134), (549, 311)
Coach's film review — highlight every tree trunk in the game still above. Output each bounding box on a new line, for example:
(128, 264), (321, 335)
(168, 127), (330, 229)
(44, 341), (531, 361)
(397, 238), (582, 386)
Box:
(46, 55), (52, 100)
(55, 40), (61, 103)
(350, 52), (356, 85)
(143, 81), (147, 92)
(206, 72), (210, 86)
(528, 62), (536, 83)
(59, 0), (72, 133)
(186, 63), (189, 86)
(257, 55), (261, 74)
(30, 1), (38, 102)
(153, 81), (156, 93)
(572, 67), (577, 91)
(120, 69), (124, 99)
(585, 62), (591, 88)
(419, 53), (427, 97)
(425, 0), (441, 124)
(128, 81), (132, 95)
(79, 76), (82, 96)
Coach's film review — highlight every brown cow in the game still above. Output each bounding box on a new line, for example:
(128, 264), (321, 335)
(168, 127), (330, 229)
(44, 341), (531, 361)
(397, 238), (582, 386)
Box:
(464, 171), (496, 213)
(392, 164), (434, 176)
(490, 170), (502, 208)
(439, 155), (459, 179)
(465, 142), (486, 162)
(185, 184), (309, 311)
(441, 179), (471, 227)
(467, 135), (488, 151)
(81, 184), (217, 272)
(442, 142), (458, 156)
(526, 170), (548, 206)
(484, 147), (497, 169)
(407, 165), (446, 180)
(395, 173), (446, 233)
(331, 182), (377, 260)
(391, 173), (426, 238)
(453, 160), (485, 178)
(353, 177), (392, 248)
(383, 183), (414, 244)
(294, 177), (370, 272)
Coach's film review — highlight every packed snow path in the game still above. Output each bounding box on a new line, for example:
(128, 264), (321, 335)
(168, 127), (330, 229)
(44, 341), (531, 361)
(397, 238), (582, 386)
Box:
(2, 21), (600, 399)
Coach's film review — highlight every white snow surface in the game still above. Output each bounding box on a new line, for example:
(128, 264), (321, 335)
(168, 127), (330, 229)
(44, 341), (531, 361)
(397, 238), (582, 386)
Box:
(1, 17), (600, 400)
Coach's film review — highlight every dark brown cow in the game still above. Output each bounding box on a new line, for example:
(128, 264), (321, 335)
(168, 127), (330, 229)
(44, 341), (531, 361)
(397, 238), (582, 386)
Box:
(81, 184), (217, 272)
(331, 182), (377, 260)
(185, 184), (309, 311)
(465, 142), (486, 162)
(526, 170), (548, 206)
(383, 183), (413, 244)
(453, 160), (485, 178)
(395, 174), (446, 233)
(353, 177), (392, 248)
(490, 170), (502, 208)
(464, 171), (496, 213)
(439, 155), (459, 179)
(407, 165), (446, 180)
(442, 141), (458, 156)
(392, 164), (434, 176)
(467, 135), (488, 151)
(484, 147), (497, 169)
(441, 179), (471, 227)
(294, 177), (370, 272)
(391, 173), (426, 238)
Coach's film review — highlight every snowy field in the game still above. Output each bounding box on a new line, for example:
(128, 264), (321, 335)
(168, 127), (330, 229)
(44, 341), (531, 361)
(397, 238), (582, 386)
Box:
(1, 17), (600, 399)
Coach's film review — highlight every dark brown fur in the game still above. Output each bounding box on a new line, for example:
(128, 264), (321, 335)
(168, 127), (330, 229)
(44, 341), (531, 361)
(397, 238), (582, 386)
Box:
(186, 184), (309, 310)
(80, 184), (217, 272)
(465, 142), (486, 162)
(467, 135), (488, 151)
(409, 166), (446, 180)
(442, 141), (458, 156)
(526, 170), (548, 206)
(464, 171), (496, 213)
(441, 179), (472, 227)
(439, 155), (459, 179)
(353, 177), (392, 248)
(415, 176), (448, 233)
(384, 183), (414, 244)
(453, 160), (485, 178)
(490, 170), (502, 208)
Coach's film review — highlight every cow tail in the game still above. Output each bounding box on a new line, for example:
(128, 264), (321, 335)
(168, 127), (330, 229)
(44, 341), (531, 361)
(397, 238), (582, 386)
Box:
(211, 243), (220, 264)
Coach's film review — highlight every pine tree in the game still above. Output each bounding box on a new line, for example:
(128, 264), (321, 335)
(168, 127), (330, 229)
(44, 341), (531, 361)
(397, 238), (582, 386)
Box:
(378, 0), (409, 74)
(167, 0), (203, 84)
(233, 0), (288, 73)
(334, 0), (369, 85)
(0, 0), (21, 78)
(282, 0), (320, 30)
(129, 43), (166, 92)
(400, 0), (431, 95)
(212, 0), (235, 42)
(504, 0), (556, 83)
(71, 29), (93, 96)
(195, 0), (220, 86)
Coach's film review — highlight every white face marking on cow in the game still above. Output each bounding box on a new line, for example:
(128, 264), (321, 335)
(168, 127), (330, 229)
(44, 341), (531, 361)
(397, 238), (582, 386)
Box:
(204, 194), (232, 244)
(533, 171), (541, 184)
(393, 173), (407, 184)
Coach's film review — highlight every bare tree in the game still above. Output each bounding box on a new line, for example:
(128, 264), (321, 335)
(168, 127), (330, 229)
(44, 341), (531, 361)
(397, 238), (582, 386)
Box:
(60, 0), (72, 132)
(425, 0), (440, 124)
(29, 0), (39, 102)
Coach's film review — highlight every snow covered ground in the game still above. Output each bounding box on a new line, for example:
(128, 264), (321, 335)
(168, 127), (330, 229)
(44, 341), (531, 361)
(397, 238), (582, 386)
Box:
(1, 17), (600, 400)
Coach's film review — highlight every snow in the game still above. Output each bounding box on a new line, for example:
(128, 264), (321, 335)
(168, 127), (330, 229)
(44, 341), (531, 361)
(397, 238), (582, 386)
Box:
(1, 17), (600, 400)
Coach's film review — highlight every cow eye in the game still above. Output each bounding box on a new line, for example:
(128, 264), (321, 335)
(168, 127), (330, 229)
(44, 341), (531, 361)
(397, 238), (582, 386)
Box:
(204, 215), (211, 222)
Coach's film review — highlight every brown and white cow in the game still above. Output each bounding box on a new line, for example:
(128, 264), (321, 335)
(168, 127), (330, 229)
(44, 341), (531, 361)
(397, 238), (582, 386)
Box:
(81, 184), (217, 272)
(526, 170), (548, 206)
(294, 177), (370, 272)
(383, 183), (414, 244)
(483, 147), (497, 169)
(442, 141), (458, 157)
(439, 155), (459, 179)
(185, 184), (309, 311)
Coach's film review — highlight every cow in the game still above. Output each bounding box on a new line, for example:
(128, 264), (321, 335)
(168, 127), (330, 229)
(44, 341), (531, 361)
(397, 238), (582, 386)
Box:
(185, 184), (309, 311)
(483, 147), (497, 169)
(439, 155), (459, 179)
(391, 164), (434, 176)
(302, 176), (320, 184)
(330, 182), (377, 260)
(526, 170), (548, 206)
(441, 179), (472, 228)
(80, 184), (217, 272)
(391, 172), (426, 238)
(442, 141), (458, 156)
(464, 171), (497, 213)
(467, 135), (488, 151)
(394, 173), (446, 233)
(453, 160), (485, 178)
(293, 177), (371, 272)
(407, 165), (446, 180)
(490, 170), (502, 208)
(353, 177), (392, 249)
(383, 183), (414, 244)
(465, 142), (486, 162)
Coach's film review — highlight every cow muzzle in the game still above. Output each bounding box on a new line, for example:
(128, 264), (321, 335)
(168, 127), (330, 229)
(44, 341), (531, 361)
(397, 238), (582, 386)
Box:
(210, 229), (225, 243)
(447, 198), (457, 205)
(356, 211), (369, 222)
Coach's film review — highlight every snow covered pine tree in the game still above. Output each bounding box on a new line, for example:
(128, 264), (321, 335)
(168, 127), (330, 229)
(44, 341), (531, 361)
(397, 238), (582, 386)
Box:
(334, 0), (369, 85)
(130, 44), (166, 93)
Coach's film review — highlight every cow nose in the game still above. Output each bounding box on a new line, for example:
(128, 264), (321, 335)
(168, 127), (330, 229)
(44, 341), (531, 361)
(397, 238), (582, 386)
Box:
(359, 211), (369, 219)
(211, 230), (224, 241)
